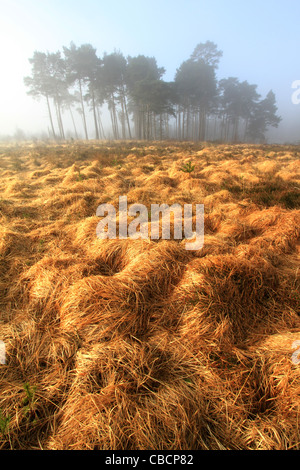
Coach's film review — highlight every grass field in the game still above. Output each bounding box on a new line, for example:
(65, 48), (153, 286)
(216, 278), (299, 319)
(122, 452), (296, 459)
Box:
(0, 140), (299, 450)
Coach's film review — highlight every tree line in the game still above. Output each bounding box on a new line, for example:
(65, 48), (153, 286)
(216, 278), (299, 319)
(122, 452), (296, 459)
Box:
(24, 41), (281, 142)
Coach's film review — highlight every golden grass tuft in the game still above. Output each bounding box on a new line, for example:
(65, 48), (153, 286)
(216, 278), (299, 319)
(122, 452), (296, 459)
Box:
(46, 337), (249, 450)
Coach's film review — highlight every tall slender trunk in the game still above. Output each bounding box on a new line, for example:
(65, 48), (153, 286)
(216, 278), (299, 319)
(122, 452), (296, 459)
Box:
(186, 105), (190, 140)
(225, 116), (230, 142)
(69, 106), (79, 139)
(110, 94), (119, 140)
(159, 114), (163, 140)
(213, 116), (217, 141)
(146, 106), (150, 140)
(233, 117), (239, 142)
(134, 108), (139, 140)
(165, 114), (169, 139)
(206, 115), (209, 140)
(153, 114), (157, 140)
(221, 114), (226, 141)
(55, 99), (65, 140)
(192, 113), (197, 140)
(109, 107), (116, 139)
(79, 79), (88, 140)
(97, 107), (105, 139)
(46, 94), (56, 140)
(123, 96), (132, 139)
(137, 105), (144, 140)
(139, 105), (144, 140)
(198, 108), (206, 141)
(96, 108), (102, 139)
(120, 85), (132, 139)
(58, 101), (65, 140)
(120, 98), (126, 139)
(177, 107), (181, 140)
(91, 90), (99, 140)
(243, 118), (249, 142)
(142, 107), (146, 140)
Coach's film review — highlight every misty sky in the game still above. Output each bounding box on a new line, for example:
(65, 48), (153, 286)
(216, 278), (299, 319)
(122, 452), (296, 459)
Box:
(1, 0), (300, 142)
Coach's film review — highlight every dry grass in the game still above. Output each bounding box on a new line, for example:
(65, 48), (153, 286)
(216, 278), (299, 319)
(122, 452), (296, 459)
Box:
(0, 140), (299, 450)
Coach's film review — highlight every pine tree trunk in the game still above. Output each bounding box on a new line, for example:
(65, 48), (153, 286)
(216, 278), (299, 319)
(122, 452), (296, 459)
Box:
(79, 79), (88, 140)
(221, 114), (226, 141)
(134, 108), (139, 140)
(159, 114), (163, 140)
(120, 97), (126, 139)
(110, 94), (119, 140)
(213, 116), (217, 141)
(153, 114), (157, 140)
(121, 86), (132, 139)
(225, 116), (230, 142)
(69, 106), (79, 139)
(46, 94), (56, 140)
(192, 113), (196, 140)
(165, 114), (169, 139)
(243, 118), (249, 142)
(97, 107), (106, 139)
(177, 107), (181, 140)
(233, 117), (239, 142)
(109, 107), (116, 139)
(124, 97), (132, 139)
(91, 90), (99, 140)
(198, 108), (206, 141)
(186, 105), (190, 140)
(141, 106), (146, 140)
(206, 115), (209, 140)
(58, 102), (65, 140)
(55, 99), (64, 140)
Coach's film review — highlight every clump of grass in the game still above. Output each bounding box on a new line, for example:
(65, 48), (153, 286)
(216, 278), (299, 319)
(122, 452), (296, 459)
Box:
(221, 179), (243, 194)
(279, 190), (300, 209)
(110, 157), (123, 168)
(11, 157), (23, 171)
(33, 158), (41, 167)
(38, 238), (45, 252)
(248, 176), (299, 208)
(141, 164), (155, 173)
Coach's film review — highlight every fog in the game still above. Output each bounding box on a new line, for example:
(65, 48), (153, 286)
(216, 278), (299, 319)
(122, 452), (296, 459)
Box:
(2, 69), (299, 144)
(1, 0), (300, 143)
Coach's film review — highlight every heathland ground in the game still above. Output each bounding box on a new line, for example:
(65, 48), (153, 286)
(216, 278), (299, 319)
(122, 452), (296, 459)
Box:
(0, 140), (299, 450)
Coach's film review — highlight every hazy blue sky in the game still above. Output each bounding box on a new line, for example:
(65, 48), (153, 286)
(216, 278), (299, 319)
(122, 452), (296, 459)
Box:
(1, 0), (300, 141)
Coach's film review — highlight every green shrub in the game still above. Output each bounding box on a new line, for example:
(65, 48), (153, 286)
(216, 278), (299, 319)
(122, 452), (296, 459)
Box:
(180, 161), (195, 173)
